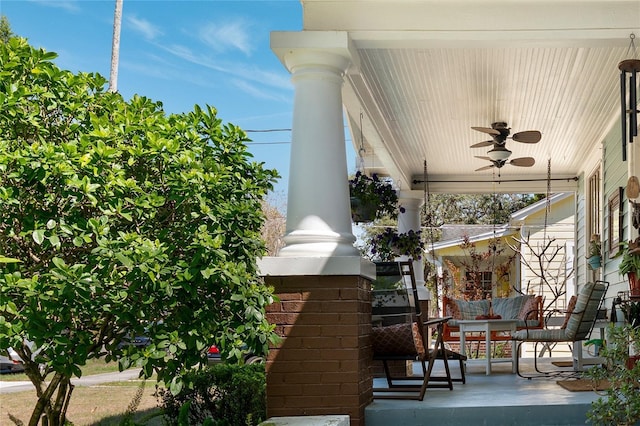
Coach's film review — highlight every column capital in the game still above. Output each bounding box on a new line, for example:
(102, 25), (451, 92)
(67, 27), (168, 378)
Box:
(271, 31), (354, 75)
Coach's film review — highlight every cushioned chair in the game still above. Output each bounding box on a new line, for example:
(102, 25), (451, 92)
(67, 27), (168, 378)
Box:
(371, 261), (462, 400)
(511, 280), (608, 378)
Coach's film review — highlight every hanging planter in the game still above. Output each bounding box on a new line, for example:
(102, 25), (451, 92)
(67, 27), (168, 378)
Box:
(629, 272), (640, 299)
(587, 233), (602, 270)
(370, 228), (424, 261)
(350, 197), (376, 223)
(588, 255), (602, 270)
(349, 171), (399, 223)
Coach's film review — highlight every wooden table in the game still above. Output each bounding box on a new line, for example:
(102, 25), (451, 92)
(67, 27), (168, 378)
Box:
(458, 319), (518, 375)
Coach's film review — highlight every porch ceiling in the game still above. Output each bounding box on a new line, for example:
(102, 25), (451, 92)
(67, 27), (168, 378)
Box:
(301, 0), (640, 194)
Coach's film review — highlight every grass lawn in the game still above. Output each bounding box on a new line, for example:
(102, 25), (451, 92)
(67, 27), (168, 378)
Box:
(1, 358), (165, 424)
(2, 380), (164, 425)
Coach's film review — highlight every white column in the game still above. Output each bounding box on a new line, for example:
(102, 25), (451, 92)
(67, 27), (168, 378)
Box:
(397, 196), (430, 300)
(273, 34), (358, 258)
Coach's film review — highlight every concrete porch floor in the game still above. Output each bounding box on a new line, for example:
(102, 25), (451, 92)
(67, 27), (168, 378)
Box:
(366, 355), (605, 426)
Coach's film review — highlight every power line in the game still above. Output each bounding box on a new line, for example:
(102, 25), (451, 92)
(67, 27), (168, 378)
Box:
(245, 129), (291, 133)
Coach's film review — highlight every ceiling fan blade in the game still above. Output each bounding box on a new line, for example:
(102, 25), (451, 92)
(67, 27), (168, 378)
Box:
(475, 164), (495, 172)
(512, 130), (541, 143)
(509, 157), (535, 167)
(474, 156), (492, 161)
(471, 126), (500, 136)
(470, 140), (494, 148)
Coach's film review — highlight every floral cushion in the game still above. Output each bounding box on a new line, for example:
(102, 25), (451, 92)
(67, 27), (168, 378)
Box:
(560, 295), (578, 329)
(518, 295), (542, 321)
(443, 296), (461, 319)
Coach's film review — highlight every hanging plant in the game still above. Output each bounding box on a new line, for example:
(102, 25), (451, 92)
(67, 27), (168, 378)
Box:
(349, 171), (399, 222)
(618, 239), (640, 298)
(587, 233), (602, 270)
(370, 228), (424, 261)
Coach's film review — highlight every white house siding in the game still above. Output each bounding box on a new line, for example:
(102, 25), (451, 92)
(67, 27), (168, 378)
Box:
(575, 176), (587, 294)
(602, 120), (628, 300)
(516, 195), (575, 311)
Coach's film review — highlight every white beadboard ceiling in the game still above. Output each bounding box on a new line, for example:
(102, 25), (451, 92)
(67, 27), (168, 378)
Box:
(300, 0), (640, 194)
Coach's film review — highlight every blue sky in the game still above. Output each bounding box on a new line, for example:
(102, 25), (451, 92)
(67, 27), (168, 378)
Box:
(2, 0), (356, 197)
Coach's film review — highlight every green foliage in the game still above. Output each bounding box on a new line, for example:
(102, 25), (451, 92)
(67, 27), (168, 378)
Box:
(587, 324), (640, 426)
(369, 228), (424, 261)
(157, 363), (266, 426)
(588, 234), (601, 257)
(425, 193), (541, 226)
(618, 240), (640, 276)
(349, 171), (398, 220)
(0, 38), (279, 425)
(0, 15), (13, 44)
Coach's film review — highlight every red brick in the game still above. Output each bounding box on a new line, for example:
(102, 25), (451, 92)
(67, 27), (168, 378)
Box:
(277, 292), (304, 301)
(267, 312), (300, 325)
(283, 372), (322, 384)
(281, 300), (307, 312)
(322, 372), (358, 384)
(339, 382), (359, 395)
(275, 348), (322, 360)
(322, 300), (358, 312)
(302, 383), (341, 395)
(267, 383), (303, 396)
(339, 336), (359, 347)
(321, 324), (358, 336)
(285, 325), (323, 337)
(265, 273), (373, 425)
(309, 288), (341, 300)
(265, 302), (282, 312)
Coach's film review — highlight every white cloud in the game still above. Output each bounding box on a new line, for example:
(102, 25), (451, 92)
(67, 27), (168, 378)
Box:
(126, 15), (162, 41)
(162, 43), (290, 88)
(28, 0), (79, 12)
(232, 79), (290, 103)
(199, 19), (253, 56)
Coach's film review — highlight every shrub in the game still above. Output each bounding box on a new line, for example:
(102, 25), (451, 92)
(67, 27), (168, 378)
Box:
(158, 363), (266, 426)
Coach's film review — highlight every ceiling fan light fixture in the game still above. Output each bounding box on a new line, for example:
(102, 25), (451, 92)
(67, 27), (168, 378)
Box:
(487, 146), (512, 161)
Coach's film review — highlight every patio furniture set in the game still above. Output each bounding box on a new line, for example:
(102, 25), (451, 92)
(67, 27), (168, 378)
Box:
(371, 261), (608, 400)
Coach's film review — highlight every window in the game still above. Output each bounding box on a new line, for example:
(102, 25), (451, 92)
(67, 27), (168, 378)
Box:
(465, 271), (493, 299)
(587, 168), (601, 244)
(608, 187), (623, 256)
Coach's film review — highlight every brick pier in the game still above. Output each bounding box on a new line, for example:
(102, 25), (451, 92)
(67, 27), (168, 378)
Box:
(264, 274), (373, 426)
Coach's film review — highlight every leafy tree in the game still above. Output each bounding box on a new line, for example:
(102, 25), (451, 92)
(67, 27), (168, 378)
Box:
(260, 191), (286, 256)
(0, 38), (279, 426)
(425, 193), (541, 226)
(0, 15), (13, 44)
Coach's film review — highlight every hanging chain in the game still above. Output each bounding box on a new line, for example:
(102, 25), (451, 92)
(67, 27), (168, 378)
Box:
(544, 158), (551, 238)
(357, 111), (366, 173)
(627, 33), (638, 59)
(540, 158), (552, 297)
(423, 160), (439, 297)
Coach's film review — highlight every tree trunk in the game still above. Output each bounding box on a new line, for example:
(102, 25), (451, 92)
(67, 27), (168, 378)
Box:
(108, 0), (124, 92)
(27, 372), (73, 426)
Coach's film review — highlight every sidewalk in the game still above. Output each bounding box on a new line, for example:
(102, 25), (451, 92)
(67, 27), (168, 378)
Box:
(0, 368), (143, 394)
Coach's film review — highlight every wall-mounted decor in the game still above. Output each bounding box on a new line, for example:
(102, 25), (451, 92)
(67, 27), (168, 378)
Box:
(609, 187), (624, 256)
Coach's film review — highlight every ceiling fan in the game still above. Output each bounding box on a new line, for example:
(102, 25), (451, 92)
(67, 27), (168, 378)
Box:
(471, 121), (540, 171)
(474, 153), (535, 171)
(470, 121), (542, 149)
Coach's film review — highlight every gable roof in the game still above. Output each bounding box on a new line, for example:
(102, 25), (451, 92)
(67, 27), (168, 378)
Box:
(428, 192), (573, 252)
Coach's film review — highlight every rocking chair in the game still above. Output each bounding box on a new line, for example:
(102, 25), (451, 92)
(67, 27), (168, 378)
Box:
(371, 261), (461, 400)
